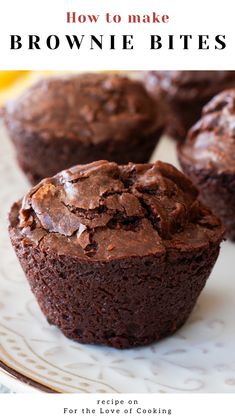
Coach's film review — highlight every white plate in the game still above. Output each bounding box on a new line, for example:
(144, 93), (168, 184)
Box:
(0, 123), (235, 393)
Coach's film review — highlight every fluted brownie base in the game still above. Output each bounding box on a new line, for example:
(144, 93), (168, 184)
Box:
(178, 159), (235, 241)
(165, 98), (207, 141)
(10, 210), (220, 349)
(12, 128), (162, 185)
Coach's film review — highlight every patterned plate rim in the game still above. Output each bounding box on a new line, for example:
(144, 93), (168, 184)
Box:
(0, 359), (59, 393)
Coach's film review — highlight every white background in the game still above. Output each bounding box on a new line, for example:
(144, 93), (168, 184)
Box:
(0, 0), (234, 70)
(1, 393), (235, 418)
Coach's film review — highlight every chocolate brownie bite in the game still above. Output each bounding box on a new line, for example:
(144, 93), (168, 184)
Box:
(145, 71), (235, 140)
(178, 89), (235, 241)
(9, 160), (224, 349)
(3, 73), (163, 185)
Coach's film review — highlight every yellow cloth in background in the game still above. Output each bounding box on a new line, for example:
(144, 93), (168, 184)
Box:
(0, 70), (116, 106)
(0, 71), (63, 106)
(0, 71), (30, 89)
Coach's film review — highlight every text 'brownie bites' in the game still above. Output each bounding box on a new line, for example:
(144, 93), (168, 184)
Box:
(145, 71), (235, 140)
(178, 89), (235, 241)
(3, 73), (163, 184)
(9, 160), (224, 349)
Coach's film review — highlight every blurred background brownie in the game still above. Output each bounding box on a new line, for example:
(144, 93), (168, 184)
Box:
(3, 73), (163, 184)
(9, 160), (224, 349)
(145, 71), (235, 140)
(178, 89), (235, 241)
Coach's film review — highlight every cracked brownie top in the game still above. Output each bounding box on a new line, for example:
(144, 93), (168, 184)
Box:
(10, 160), (224, 260)
(4, 73), (162, 145)
(145, 71), (235, 102)
(179, 89), (235, 172)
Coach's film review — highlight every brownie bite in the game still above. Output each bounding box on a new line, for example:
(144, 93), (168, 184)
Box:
(145, 71), (235, 140)
(178, 89), (235, 241)
(3, 73), (163, 185)
(9, 160), (224, 349)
